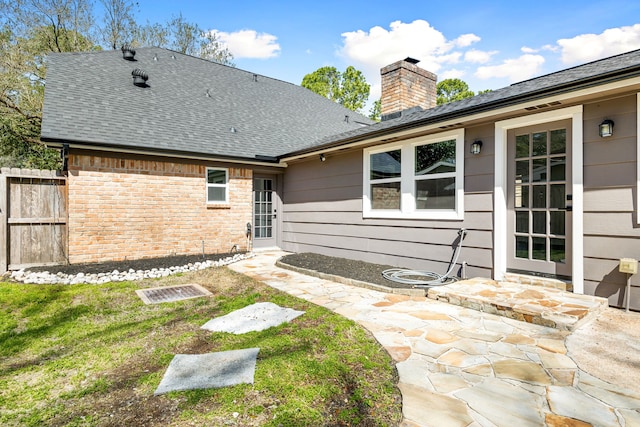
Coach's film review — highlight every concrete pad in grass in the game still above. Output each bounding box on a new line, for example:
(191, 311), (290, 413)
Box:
(201, 302), (305, 334)
(154, 348), (260, 395)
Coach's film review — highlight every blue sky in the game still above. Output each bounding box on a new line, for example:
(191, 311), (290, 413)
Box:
(131, 0), (640, 110)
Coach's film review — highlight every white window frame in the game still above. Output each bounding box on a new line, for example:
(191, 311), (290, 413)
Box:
(363, 128), (465, 220)
(206, 167), (229, 204)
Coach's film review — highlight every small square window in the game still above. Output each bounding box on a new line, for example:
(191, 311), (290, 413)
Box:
(206, 168), (228, 203)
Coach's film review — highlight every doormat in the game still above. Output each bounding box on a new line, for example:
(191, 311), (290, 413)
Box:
(136, 284), (212, 304)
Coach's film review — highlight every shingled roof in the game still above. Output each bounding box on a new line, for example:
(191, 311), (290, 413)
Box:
(42, 47), (640, 163)
(41, 47), (373, 162)
(284, 48), (640, 158)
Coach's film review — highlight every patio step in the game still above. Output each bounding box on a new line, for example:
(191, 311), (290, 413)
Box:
(502, 272), (572, 292)
(427, 277), (608, 331)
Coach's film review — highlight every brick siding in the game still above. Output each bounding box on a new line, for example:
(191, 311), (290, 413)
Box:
(67, 153), (253, 264)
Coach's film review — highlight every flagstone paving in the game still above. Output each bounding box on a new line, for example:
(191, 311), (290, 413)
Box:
(229, 251), (640, 427)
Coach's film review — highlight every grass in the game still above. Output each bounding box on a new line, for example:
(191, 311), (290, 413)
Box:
(0, 267), (402, 426)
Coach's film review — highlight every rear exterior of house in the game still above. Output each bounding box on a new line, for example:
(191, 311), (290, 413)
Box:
(39, 48), (640, 310)
(40, 47), (370, 265)
(278, 56), (640, 311)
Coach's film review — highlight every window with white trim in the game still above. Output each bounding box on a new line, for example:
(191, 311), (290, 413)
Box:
(363, 129), (465, 219)
(206, 167), (228, 203)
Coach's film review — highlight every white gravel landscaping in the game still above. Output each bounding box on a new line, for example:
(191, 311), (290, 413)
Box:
(11, 253), (253, 285)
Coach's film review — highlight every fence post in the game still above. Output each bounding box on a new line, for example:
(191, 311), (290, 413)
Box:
(0, 169), (7, 274)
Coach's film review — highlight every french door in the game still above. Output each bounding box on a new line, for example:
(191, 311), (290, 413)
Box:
(252, 177), (277, 249)
(506, 119), (572, 279)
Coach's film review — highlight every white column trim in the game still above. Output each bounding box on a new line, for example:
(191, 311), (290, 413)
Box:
(494, 106), (584, 290)
(571, 109), (584, 294)
(637, 93), (640, 225)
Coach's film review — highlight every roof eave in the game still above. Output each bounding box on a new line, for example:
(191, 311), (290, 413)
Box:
(280, 66), (640, 161)
(41, 137), (286, 168)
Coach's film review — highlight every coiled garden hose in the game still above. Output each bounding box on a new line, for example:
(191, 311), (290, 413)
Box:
(382, 228), (467, 288)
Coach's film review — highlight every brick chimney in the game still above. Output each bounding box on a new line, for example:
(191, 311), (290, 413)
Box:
(380, 57), (437, 120)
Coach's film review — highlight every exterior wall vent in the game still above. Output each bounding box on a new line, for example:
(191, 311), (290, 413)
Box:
(121, 45), (136, 61)
(132, 69), (148, 87)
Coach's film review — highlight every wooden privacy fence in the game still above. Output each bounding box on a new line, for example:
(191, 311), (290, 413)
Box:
(0, 168), (68, 273)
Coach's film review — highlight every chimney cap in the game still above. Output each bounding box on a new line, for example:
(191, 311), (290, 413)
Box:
(404, 57), (420, 64)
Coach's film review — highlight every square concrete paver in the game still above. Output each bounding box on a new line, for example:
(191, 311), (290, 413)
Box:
(154, 348), (260, 395)
(201, 302), (305, 334)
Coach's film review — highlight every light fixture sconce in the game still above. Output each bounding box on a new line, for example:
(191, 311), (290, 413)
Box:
(319, 154), (326, 162)
(470, 140), (483, 155)
(599, 119), (614, 138)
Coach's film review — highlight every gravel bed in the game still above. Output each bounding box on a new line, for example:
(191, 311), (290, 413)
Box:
(12, 252), (252, 285)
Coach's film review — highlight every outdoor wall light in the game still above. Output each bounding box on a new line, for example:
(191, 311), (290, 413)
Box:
(319, 153), (326, 162)
(599, 119), (614, 137)
(470, 140), (483, 155)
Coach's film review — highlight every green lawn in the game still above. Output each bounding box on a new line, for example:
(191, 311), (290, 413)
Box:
(0, 267), (402, 426)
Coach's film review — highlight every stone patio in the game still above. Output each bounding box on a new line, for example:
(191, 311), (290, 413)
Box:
(230, 251), (640, 427)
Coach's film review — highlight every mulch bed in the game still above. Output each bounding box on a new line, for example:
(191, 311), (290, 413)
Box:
(26, 251), (413, 290)
(278, 252), (412, 289)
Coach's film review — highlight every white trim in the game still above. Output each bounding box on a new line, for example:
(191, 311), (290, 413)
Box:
(571, 109), (584, 294)
(363, 129), (465, 220)
(637, 93), (640, 225)
(206, 167), (229, 204)
(494, 105), (584, 291)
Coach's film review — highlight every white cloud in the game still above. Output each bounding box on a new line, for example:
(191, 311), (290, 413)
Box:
(453, 33), (481, 48)
(440, 68), (466, 80)
(475, 54), (545, 82)
(214, 29), (281, 59)
(557, 24), (640, 64)
(464, 49), (498, 64)
(339, 19), (481, 77)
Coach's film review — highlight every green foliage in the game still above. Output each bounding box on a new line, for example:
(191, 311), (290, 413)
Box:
(436, 78), (475, 105)
(0, 0), (235, 170)
(302, 65), (370, 113)
(368, 98), (381, 122)
(134, 13), (234, 65)
(99, 0), (138, 50)
(338, 66), (370, 112)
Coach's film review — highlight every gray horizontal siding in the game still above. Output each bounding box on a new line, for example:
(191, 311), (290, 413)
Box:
(281, 129), (495, 279)
(582, 95), (639, 309)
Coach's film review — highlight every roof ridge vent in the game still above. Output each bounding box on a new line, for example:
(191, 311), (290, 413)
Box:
(132, 68), (148, 87)
(121, 44), (136, 61)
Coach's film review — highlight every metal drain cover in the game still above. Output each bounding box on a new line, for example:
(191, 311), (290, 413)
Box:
(136, 284), (212, 304)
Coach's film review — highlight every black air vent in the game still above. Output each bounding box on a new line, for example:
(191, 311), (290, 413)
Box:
(121, 44), (136, 61)
(132, 69), (148, 87)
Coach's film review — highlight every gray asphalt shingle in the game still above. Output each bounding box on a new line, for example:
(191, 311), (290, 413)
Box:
(42, 48), (640, 161)
(286, 48), (640, 156)
(41, 47), (373, 161)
